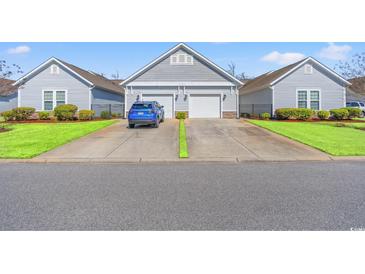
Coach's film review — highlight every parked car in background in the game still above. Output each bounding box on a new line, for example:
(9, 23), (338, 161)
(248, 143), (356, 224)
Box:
(346, 101), (365, 116)
(128, 101), (165, 128)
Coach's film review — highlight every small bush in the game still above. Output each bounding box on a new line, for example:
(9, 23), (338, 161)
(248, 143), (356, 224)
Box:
(54, 104), (78, 121)
(176, 112), (187, 119)
(111, 112), (121, 118)
(275, 108), (314, 120)
(12, 107), (36, 120)
(100, 111), (111, 119)
(341, 107), (362, 119)
(260, 112), (271, 120)
(38, 111), (50, 120)
(240, 113), (250, 118)
(317, 110), (330, 120)
(79, 110), (95, 120)
(1, 110), (15, 121)
(330, 108), (349, 120)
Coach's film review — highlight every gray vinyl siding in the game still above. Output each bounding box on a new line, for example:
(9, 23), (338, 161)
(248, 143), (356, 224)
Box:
(0, 92), (18, 112)
(20, 62), (90, 110)
(240, 88), (272, 105)
(273, 61), (346, 111)
(126, 86), (236, 112)
(130, 49), (232, 83)
(92, 88), (124, 104)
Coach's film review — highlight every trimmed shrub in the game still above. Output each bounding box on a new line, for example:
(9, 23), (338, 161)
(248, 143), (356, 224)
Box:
(341, 107), (362, 119)
(38, 111), (50, 120)
(317, 110), (330, 120)
(100, 111), (111, 119)
(54, 104), (78, 121)
(12, 107), (36, 120)
(176, 112), (187, 119)
(275, 108), (314, 120)
(1, 110), (15, 121)
(330, 108), (349, 120)
(79, 110), (95, 120)
(260, 112), (271, 120)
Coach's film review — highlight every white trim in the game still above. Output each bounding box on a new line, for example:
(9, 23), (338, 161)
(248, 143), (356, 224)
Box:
(126, 81), (236, 87)
(89, 87), (92, 110)
(270, 57), (351, 86)
(220, 92), (223, 118)
(295, 88), (321, 110)
(271, 86), (275, 115)
(121, 43), (243, 86)
(14, 57), (94, 87)
(343, 87), (346, 107)
(42, 89), (68, 111)
(236, 87), (239, 118)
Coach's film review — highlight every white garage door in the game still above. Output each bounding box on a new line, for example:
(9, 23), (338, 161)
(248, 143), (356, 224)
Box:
(189, 95), (221, 118)
(142, 94), (173, 118)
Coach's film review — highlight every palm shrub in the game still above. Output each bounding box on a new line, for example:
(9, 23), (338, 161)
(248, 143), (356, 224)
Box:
(79, 110), (95, 120)
(317, 110), (330, 120)
(38, 111), (50, 120)
(12, 107), (35, 120)
(1, 110), (15, 121)
(54, 104), (78, 121)
(330, 108), (349, 120)
(260, 112), (271, 120)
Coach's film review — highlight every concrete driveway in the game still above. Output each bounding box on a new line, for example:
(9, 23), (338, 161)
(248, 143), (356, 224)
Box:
(37, 119), (179, 162)
(185, 119), (330, 161)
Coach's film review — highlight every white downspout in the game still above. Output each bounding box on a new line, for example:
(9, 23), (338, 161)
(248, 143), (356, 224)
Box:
(236, 86), (239, 119)
(271, 86), (275, 116)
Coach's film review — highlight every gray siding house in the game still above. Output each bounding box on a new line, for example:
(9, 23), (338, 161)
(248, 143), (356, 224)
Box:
(14, 58), (125, 116)
(0, 79), (18, 112)
(121, 43), (243, 118)
(239, 57), (351, 116)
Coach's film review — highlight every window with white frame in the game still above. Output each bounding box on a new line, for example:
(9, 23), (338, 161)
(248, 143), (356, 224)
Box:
(297, 89), (320, 110)
(50, 64), (60, 74)
(304, 64), (313, 74)
(170, 53), (194, 65)
(43, 90), (66, 110)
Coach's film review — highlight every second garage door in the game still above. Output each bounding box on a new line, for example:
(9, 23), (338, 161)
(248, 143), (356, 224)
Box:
(189, 95), (221, 118)
(142, 94), (173, 118)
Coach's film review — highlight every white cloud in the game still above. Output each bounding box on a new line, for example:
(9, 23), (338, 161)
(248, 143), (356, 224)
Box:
(319, 43), (352, 60)
(261, 51), (305, 65)
(7, 45), (31, 54)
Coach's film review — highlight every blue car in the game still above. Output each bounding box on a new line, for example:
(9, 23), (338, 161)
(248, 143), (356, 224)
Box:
(128, 101), (165, 128)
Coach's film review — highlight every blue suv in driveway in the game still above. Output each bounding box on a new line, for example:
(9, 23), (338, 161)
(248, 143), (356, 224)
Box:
(128, 101), (165, 128)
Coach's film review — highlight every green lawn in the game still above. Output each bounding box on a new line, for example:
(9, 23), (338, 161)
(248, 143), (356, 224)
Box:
(179, 119), (189, 158)
(249, 120), (365, 156)
(0, 120), (116, 158)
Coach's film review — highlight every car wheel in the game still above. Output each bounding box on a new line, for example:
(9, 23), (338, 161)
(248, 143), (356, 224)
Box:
(129, 124), (135, 128)
(362, 111), (365, 118)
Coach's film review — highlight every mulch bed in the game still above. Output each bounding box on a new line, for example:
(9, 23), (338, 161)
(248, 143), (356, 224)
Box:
(0, 127), (11, 133)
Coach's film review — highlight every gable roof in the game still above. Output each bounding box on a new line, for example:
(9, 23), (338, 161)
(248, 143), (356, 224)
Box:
(240, 57), (351, 94)
(0, 78), (18, 96)
(348, 77), (365, 95)
(14, 57), (124, 95)
(122, 43), (243, 86)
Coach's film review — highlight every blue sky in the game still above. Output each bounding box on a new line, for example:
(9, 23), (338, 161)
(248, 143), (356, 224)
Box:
(0, 42), (363, 80)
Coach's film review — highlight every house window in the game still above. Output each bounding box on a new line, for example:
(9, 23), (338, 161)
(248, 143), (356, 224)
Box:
(43, 91), (54, 110)
(43, 90), (67, 110)
(297, 89), (320, 110)
(304, 64), (313, 74)
(170, 53), (194, 65)
(50, 64), (60, 74)
(297, 90), (307, 108)
(310, 90), (320, 110)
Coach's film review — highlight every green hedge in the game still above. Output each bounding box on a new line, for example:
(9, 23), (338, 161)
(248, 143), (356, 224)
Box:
(54, 104), (78, 121)
(330, 108), (349, 120)
(341, 107), (362, 118)
(1, 110), (15, 121)
(317, 110), (330, 120)
(38, 111), (50, 120)
(260, 112), (271, 120)
(79, 110), (95, 120)
(275, 108), (314, 120)
(176, 112), (187, 119)
(100, 111), (111, 119)
(12, 107), (36, 120)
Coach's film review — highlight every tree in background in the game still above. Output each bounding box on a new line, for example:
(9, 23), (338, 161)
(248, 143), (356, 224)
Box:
(227, 62), (249, 81)
(111, 70), (120, 80)
(0, 60), (23, 79)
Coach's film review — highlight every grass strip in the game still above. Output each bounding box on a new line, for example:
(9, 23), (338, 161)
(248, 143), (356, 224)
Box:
(179, 119), (188, 158)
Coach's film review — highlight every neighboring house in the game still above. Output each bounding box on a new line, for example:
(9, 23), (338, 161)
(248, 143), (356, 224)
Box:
(239, 57), (351, 116)
(121, 43), (243, 118)
(14, 57), (125, 116)
(0, 78), (18, 113)
(346, 77), (365, 102)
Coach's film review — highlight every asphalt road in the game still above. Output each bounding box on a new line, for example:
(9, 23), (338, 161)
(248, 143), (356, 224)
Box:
(1, 162), (365, 230)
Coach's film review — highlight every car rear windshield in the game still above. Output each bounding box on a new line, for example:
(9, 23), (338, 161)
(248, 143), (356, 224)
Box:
(132, 103), (153, 109)
(360, 103), (365, 107)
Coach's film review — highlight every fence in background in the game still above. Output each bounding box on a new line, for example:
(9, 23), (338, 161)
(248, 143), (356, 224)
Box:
(239, 104), (273, 117)
(91, 104), (125, 118)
